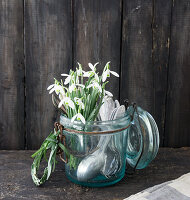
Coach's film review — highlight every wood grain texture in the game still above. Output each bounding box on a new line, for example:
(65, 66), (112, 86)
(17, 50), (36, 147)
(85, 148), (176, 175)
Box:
(0, 0), (190, 149)
(120, 0), (154, 112)
(1, 148), (190, 199)
(152, 0), (172, 146)
(164, 0), (190, 147)
(25, 0), (72, 149)
(73, 0), (121, 100)
(120, 0), (174, 147)
(0, 0), (24, 149)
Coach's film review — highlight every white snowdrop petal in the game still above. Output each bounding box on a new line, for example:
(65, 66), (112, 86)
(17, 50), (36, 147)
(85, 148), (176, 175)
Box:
(102, 71), (107, 82)
(61, 73), (69, 77)
(81, 117), (85, 124)
(68, 100), (75, 109)
(80, 101), (85, 109)
(77, 62), (81, 67)
(76, 76), (79, 84)
(78, 113), (85, 124)
(59, 87), (65, 95)
(64, 76), (71, 85)
(54, 84), (59, 90)
(81, 103), (85, 109)
(88, 63), (94, 71)
(47, 84), (54, 90)
(94, 62), (99, 68)
(77, 68), (82, 76)
(49, 87), (55, 94)
(76, 84), (85, 88)
(110, 70), (119, 77)
(83, 72), (90, 77)
(58, 99), (64, 108)
(74, 97), (79, 102)
(71, 114), (77, 122)
(87, 84), (93, 89)
(69, 84), (76, 93)
(105, 61), (111, 68)
(98, 85), (102, 93)
(94, 73), (99, 82)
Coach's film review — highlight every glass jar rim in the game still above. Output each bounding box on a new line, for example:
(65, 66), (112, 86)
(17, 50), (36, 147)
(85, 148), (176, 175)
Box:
(60, 111), (131, 126)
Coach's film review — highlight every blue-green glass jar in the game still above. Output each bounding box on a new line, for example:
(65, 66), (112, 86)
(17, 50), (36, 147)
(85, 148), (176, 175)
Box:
(60, 106), (159, 187)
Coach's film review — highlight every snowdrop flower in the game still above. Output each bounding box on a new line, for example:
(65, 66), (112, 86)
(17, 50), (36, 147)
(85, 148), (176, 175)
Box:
(94, 73), (100, 82)
(88, 62), (99, 72)
(47, 83), (56, 93)
(61, 73), (72, 85)
(74, 97), (84, 109)
(83, 71), (94, 78)
(58, 86), (66, 100)
(69, 84), (76, 93)
(69, 83), (85, 93)
(102, 62), (119, 82)
(58, 97), (75, 109)
(87, 81), (102, 93)
(47, 83), (64, 95)
(83, 62), (99, 78)
(75, 75), (79, 84)
(77, 63), (84, 76)
(59, 93), (65, 101)
(71, 113), (85, 124)
(76, 83), (85, 89)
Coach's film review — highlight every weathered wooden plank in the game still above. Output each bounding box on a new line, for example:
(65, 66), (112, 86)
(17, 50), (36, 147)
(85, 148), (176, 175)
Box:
(120, 0), (173, 147)
(0, 0), (24, 149)
(120, 0), (154, 112)
(164, 0), (190, 147)
(152, 0), (172, 146)
(73, 0), (121, 100)
(25, 0), (72, 149)
(0, 0), (189, 150)
(1, 148), (190, 199)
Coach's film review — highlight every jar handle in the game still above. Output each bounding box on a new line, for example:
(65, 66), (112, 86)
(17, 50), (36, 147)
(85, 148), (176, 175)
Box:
(125, 104), (145, 174)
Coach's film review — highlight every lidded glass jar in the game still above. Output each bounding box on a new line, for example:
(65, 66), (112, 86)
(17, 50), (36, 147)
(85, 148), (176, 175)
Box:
(60, 105), (159, 187)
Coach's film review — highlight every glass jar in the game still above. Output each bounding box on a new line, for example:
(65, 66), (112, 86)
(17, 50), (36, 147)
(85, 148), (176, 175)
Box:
(60, 106), (159, 187)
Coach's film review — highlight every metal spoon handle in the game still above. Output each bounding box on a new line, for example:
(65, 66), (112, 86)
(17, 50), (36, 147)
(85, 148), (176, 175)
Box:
(97, 135), (112, 151)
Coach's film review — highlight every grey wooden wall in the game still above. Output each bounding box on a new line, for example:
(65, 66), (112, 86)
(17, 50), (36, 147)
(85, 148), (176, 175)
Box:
(0, 0), (189, 149)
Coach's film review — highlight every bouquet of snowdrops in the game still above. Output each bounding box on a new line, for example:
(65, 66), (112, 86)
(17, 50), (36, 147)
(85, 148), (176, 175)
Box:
(31, 62), (119, 186)
(47, 62), (119, 123)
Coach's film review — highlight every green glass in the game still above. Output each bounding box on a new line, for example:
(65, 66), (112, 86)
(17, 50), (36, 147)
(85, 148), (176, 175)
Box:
(60, 106), (159, 187)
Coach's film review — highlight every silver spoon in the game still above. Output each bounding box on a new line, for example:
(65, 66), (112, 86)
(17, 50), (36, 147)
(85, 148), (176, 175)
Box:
(99, 96), (115, 121)
(101, 105), (125, 177)
(77, 97), (115, 181)
(77, 105), (125, 181)
(115, 100), (120, 108)
(77, 134), (111, 181)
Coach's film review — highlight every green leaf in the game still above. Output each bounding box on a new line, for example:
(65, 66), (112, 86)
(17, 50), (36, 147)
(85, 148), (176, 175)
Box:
(31, 131), (59, 186)
(58, 143), (69, 157)
(87, 89), (104, 121)
(31, 147), (45, 158)
(46, 137), (57, 143)
(47, 144), (57, 180)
